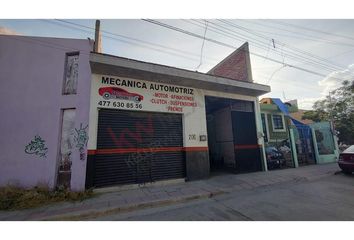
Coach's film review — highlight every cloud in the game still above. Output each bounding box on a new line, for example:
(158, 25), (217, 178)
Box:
(298, 97), (324, 110)
(0, 26), (20, 35)
(298, 64), (354, 109)
(318, 63), (354, 95)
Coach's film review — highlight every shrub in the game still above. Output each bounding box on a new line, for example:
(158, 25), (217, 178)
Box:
(0, 185), (94, 211)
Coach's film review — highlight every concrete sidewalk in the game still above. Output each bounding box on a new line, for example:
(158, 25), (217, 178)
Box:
(0, 163), (339, 221)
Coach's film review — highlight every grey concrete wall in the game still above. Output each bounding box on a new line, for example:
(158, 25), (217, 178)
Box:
(186, 151), (210, 180)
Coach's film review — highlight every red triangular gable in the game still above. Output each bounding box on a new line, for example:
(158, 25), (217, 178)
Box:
(207, 42), (253, 82)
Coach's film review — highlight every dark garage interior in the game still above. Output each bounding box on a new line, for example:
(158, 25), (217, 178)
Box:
(205, 96), (263, 174)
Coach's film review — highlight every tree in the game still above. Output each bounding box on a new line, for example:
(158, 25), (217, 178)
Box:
(302, 80), (354, 144)
(302, 109), (328, 122)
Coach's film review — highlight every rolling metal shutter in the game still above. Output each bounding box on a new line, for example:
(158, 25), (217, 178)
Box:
(94, 109), (185, 188)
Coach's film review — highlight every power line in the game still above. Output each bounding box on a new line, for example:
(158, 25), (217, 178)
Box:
(229, 19), (354, 67)
(142, 19), (349, 82)
(240, 26), (353, 46)
(6, 34), (92, 56)
(219, 19), (346, 69)
(7, 19), (348, 95)
(188, 19), (343, 73)
(266, 65), (287, 84)
(200, 19), (354, 84)
(237, 19), (354, 48)
(53, 19), (346, 77)
(46, 21), (197, 63)
(255, 72), (324, 92)
(216, 19), (347, 71)
(188, 19), (337, 72)
(195, 20), (208, 71)
(329, 48), (354, 59)
(190, 19), (343, 72)
(269, 19), (354, 42)
(21, 19), (350, 84)
(8, 20), (218, 72)
(52, 19), (219, 65)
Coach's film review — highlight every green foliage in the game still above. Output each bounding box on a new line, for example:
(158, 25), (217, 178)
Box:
(302, 110), (328, 122)
(302, 80), (354, 144)
(0, 185), (94, 210)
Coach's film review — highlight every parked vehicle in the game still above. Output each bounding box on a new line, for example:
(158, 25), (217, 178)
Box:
(98, 87), (144, 102)
(339, 143), (350, 152)
(265, 146), (286, 170)
(338, 145), (354, 174)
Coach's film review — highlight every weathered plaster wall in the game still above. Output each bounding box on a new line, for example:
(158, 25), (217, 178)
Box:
(0, 35), (93, 190)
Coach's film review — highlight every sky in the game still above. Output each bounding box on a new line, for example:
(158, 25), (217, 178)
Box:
(1, 19), (354, 110)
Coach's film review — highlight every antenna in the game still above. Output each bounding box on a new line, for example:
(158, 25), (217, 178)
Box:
(282, 90), (287, 100)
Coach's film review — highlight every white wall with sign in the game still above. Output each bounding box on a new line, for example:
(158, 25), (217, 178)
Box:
(88, 74), (259, 151)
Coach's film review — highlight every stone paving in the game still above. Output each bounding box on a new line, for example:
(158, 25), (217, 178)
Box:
(0, 163), (339, 220)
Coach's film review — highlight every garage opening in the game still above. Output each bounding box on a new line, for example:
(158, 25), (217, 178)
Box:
(205, 96), (262, 174)
(91, 109), (185, 188)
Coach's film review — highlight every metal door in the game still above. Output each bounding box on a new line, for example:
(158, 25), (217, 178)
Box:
(93, 109), (185, 188)
(294, 126), (316, 165)
(231, 110), (262, 173)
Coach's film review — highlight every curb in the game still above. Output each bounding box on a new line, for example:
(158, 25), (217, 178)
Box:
(41, 190), (225, 221)
(2, 166), (338, 220)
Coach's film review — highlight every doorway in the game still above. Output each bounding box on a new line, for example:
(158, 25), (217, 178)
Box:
(205, 96), (262, 174)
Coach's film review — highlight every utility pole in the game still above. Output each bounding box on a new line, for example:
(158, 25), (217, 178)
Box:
(328, 91), (335, 129)
(328, 90), (339, 147)
(328, 90), (341, 156)
(94, 20), (102, 53)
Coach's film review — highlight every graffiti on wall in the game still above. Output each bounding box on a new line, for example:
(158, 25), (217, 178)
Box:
(74, 123), (88, 161)
(25, 135), (48, 158)
(74, 123), (89, 148)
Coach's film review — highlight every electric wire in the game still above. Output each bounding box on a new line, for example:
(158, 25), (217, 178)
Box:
(52, 19), (219, 64)
(269, 20), (354, 42)
(53, 18), (348, 77)
(188, 18), (352, 83)
(237, 19), (354, 48)
(195, 20), (208, 71)
(219, 19), (347, 70)
(188, 19), (343, 73)
(142, 19), (348, 82)
(10, 19), (350, 85)
(215, 19), (346, 71)
(188, 19), (342, 72)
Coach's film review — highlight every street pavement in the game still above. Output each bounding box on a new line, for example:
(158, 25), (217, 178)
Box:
(0, 163), (347, 221)
(96, 172), (354, 220)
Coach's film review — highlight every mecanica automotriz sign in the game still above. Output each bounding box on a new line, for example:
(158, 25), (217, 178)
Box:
(93, 75), (200, 113)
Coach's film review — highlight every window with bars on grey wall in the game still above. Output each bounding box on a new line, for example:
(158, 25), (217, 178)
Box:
(63, 52), (79, 94)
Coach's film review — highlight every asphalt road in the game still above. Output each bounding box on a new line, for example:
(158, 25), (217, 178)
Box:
(90, 172), (354, 220)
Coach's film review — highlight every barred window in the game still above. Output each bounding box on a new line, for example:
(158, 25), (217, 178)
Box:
(272, 114), (285, 131)
(63, 52), (79, 94)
